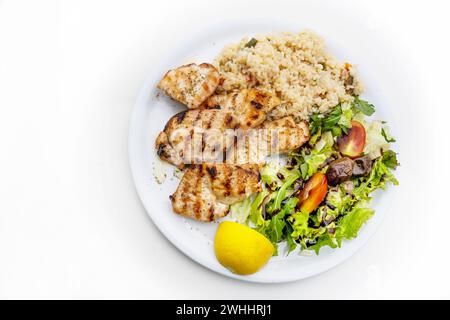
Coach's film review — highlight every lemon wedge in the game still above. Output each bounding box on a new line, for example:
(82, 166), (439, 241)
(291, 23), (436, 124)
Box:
(214, 221), (274, 275)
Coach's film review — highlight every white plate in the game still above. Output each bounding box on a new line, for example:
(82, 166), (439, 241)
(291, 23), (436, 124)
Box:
(129, 20), (399, 283)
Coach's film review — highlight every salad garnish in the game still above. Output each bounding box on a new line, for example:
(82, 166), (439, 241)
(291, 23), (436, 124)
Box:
(230, 98), (399, 255)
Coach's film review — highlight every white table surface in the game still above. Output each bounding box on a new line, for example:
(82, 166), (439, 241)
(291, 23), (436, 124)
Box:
(0, 0), (449, 299)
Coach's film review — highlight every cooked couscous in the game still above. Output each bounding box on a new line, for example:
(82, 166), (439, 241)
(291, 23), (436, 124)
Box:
(214, 30), (363, 121)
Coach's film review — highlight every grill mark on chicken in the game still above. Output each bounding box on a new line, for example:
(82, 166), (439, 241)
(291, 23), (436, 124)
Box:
(175, 110), (187, 123)
(201, 133), (206, 152)
(179, 172), (188, 215)
(225, 114), (233, 126)
(193, 174), (202, 220)
(206, 165), (217, 178)
(209, 206), (215, 221)
(194, 109), (202, 126)
(223, 171), (232, 195)
(157, 143), (166, 157)
(251, 101), (263, 109)
(164, 111), (184, 131)
(232, 92), (239, 107)
(207, 108), (218, 130)
(235, 171), (246, 195)
(170, 164), (261, 221)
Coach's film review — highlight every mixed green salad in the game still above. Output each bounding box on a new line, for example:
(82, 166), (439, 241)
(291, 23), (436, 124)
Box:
(230, 98), (399, 255)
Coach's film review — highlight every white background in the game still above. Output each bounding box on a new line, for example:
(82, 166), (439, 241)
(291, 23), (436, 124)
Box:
(0, 0), (449, 299)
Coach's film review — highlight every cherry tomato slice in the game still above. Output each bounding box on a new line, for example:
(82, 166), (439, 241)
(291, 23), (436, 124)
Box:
(337, 120), (366, 158)
(297, 172), (328, 214)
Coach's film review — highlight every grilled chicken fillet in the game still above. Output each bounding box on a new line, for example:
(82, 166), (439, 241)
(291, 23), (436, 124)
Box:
(226, 117), (309, 164)
(156, 107), (310, 167)
(170, 163), (261, 221)
(155, 108), (240, 168)
(261, 117), (310, 154)
(157, 63), (220, 109)
(203, 89), (281, 129)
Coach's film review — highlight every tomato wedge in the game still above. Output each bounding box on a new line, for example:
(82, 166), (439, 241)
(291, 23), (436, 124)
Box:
(297, 172), (328, 214)
(337, 120), (366, 158)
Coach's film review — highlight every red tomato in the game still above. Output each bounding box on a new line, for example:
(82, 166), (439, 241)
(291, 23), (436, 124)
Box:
(337, 120), (366, 158)
(298, 172), (328, 214)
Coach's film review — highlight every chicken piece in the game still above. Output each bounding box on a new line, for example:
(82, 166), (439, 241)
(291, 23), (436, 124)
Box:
(170, 164), (261, 221)
(155, 108), (240, 168)
(204, 89), (281, 129)
(226, 117), (310, 164)
(260, 117), (310, 154)
(157, 63), (220, 109)
(155, 90), (283, 167)
(156, 110), (310, 167)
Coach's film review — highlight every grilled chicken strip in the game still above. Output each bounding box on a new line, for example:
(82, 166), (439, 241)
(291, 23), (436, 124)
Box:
(156, 105), (310, 167)
(155, 108), (240, 168)
(157, 63), (220, 109)
(261, 117), (310, 154)
(170, 163), (261, 221)
(203, 89), (281, 129)
(229, 117), (310, 164)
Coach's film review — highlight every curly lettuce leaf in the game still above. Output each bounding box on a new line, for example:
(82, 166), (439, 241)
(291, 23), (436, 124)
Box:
(325, 188), (352, 213)
(297, 131), (336, 180)
(308, 233), (338, 254)
(257, 197), (298, 255)
(288, 211), (327, 247)
(269, 198), (298, 242)
(335, 207), (374, 246)
(230, 196), (253, 224)
(382, 150), (400, 170)
(297, 134), (334, 180)
(313, 131), (334, 152)
(260, 162), (283, 189)
(288, 211), (310, 240)
(299, 154), (328, 180)
(285, 223), (297, 254)
(364, 120), (392, 160)
(353, 156), (399, 202)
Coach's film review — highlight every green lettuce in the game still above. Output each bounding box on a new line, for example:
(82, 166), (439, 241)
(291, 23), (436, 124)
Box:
(353, 156), (399, 202)
(382, 150), (400, 170)
(260, 162), (283, 190)
(364, 120), (393, 160)
(257, 197), (298, 255)
(230, 196), (253, 224)
(249, 190), (270, 226)
(294, 131), (335, 180)
(309, 104), (354, 136)
(335, 207), (374, 246)
(269, 172), (300, 213)
(353, 97), (375, 116)
(308, 233), (338, 254)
